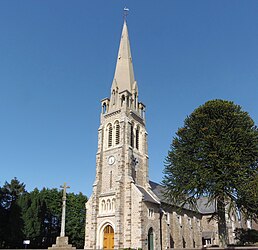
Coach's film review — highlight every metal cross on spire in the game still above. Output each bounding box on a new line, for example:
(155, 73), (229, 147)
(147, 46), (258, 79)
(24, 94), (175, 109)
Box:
(123, 6), (129, 20)
(60, 182), (70, 237)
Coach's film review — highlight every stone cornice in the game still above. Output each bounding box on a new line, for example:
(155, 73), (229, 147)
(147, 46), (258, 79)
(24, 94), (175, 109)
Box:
(130, 110), (145, 125)
(104, 109), (121, 118)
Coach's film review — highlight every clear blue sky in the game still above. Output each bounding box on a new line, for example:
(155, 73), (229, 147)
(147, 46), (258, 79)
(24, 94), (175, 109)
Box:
(1, 0), (258, 197)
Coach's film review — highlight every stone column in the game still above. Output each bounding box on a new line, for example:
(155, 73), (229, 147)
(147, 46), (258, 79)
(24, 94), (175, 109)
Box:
(60, 183), (69, 237)
(48, 183), (75, 250)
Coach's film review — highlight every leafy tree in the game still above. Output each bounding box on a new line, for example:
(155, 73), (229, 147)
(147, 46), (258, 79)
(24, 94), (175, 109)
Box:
(163, 100), (258, 247)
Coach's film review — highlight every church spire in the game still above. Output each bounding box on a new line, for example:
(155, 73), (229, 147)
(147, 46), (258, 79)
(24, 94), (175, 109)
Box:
(112, 20), (135, 93)
(102, 18), (143, 116)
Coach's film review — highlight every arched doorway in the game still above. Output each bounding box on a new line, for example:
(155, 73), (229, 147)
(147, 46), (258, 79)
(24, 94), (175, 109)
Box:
(148, 227), (154, 250)
(103, 225), (114, 249)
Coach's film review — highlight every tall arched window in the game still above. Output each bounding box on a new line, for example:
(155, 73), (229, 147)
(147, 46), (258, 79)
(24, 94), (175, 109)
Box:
(102, 103), (107, 114)
(130, 123), (134, 147)
(136, 126), (140, 150)
(121, 95), (125, 107)
(145, 133), (148, 154)
(115, 122), (120, 145)
(111, 198), (115, 211)
(101, 200), (105, 213)
(134, 92), (137, 109)
(112, 89), (116, 105)
(148, 227), (154, 250)
(126, 96), (129, 107)
(107, 199), (111, 211)
(110, 171), (113, 189)
(108, 124), (112, 147)
(182, 237), (186, 248)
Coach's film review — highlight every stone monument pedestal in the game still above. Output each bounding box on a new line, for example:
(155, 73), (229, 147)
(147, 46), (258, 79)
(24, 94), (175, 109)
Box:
(48, 236), (76, 250)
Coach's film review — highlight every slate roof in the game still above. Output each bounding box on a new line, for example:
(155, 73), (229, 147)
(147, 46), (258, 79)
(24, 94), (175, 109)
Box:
(136, 185), (160, 204)
(196, 197), (216, 214)
(149, 180), (216, 214)
(149, 180), (166, 202)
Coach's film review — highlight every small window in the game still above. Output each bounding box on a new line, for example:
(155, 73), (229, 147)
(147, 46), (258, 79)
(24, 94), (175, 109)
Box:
(110, 171), (112, 189)
(247, 220), (252, 229)
(204, 239), (212, 246)
(148, 208), (154, 218)
(166, 213), (170, 225)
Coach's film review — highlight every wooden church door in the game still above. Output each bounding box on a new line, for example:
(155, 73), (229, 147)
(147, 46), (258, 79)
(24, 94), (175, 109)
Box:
(103, 225), (114, 249)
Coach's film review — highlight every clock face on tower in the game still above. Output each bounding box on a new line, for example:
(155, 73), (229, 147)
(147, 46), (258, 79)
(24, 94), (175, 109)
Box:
(108, 155), (116, 165)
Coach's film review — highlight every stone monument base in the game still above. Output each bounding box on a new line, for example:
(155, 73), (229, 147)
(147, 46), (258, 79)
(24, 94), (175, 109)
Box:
(48, 236), (76, 250)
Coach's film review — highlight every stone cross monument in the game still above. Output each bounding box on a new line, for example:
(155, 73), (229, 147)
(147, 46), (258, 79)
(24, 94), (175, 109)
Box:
(48, 183), (75, 250)
(60, 182), (69, 237)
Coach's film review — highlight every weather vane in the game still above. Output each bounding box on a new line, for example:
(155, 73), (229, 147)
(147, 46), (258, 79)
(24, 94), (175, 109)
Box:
(123, 6), (129, 20)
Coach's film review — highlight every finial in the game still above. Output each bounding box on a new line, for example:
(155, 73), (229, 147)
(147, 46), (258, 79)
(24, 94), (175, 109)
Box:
(123, 7), (129, 20)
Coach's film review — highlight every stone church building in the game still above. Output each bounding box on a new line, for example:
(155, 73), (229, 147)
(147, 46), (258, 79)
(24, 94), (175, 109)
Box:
(84, 20), (240, 250)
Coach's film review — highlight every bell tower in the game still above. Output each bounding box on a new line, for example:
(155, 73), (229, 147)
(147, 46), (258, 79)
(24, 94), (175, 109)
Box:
(85, 20), (156, 250)
(98, 20), (148, 186)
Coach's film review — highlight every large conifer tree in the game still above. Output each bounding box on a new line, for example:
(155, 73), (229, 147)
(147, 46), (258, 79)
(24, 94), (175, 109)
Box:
(0, 178), (26, 248)
(163, 99), (258, 247)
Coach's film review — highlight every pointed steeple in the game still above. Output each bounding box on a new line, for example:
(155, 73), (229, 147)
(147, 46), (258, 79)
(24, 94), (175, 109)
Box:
(103, 19), (143, 116)
(112, 20), (135, 93)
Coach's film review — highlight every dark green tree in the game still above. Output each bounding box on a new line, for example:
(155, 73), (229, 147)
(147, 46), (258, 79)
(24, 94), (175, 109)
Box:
(163, 100), (258, 247)
(234, 228), (258, 245)
(40, 188), (62, 247)
(0, 179), (87, 249)
(0, 185), (8, 248)
(66, 192), (87, 248)
(19, 188), (47, 248)
(18, 187), (61, 248)
(0, 177), (26, 248)
(237, 171), (258, 220)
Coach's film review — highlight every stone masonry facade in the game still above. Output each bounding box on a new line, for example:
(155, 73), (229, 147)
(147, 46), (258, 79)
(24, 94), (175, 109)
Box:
(84, 20), (239, 250)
